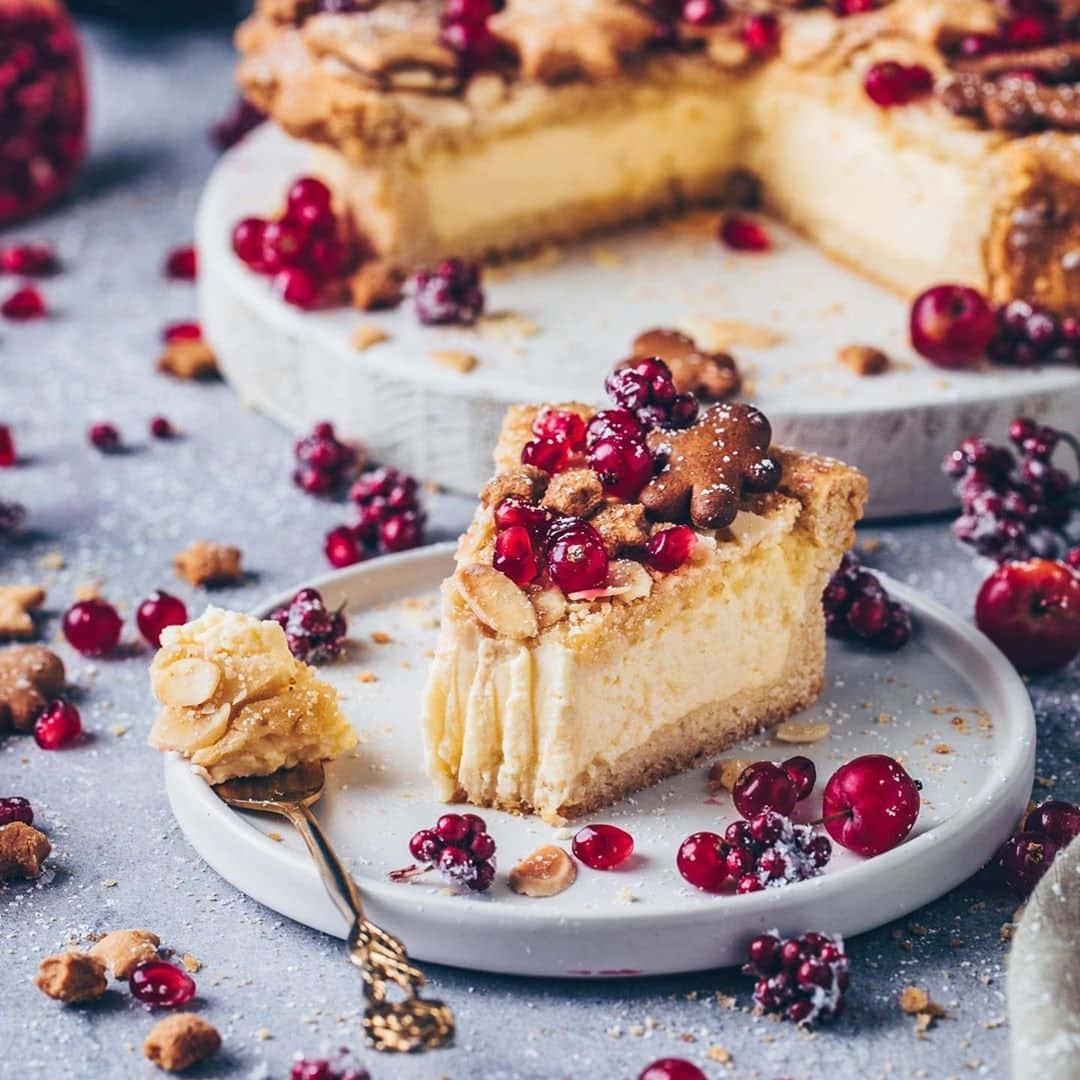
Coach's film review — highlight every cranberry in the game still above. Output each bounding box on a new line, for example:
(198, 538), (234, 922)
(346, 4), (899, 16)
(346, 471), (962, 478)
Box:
(162, 320), (202, 342)
(129, 960), (196, 1008)
(732, 761), (798, 818)
(88, 422), (121, 452)
(0, 1), (86, 226)
(62, 598), (122, 656)
(232, 217), (268, 269)
(588, 436), (653, 500)
(149, 415), (176, 439)
(999, 830), (1058, 895)
(0, 796), (34, 826)
(638, 1061), (707, 1080)
(209, 96), (265, 150)
(1, 242), (59, 276)
(909, 284), (995, 368)
(546, 519), (608, 593)
(719, 214), (770, 251)
(164, 245), (196, 280)
(324, 525), (365, 568)
(586, 408), (643, 447)
(0, 424), (15, 467)
(493, 524), (539, 586)
(533, 408), (586, 450)
(136, 590), (188, 648)
(645, 525), (696, 572)
(572, 823), (634, 869)
(412, 258), (484, 326)
(1, 285), (46, 320)
(975, 558), (1080, 674)
(494, 497), (550, 540)
(682, 0), (726, 24)
(743, 12), (779, 52)
(285, 176), (333, 228)
(822, 754), (920, 856)
(676, 831), (729, 892)
(782, 756), (816, 801)
(863, 61), (933, 107)
(1025, 800), (1080, 847)
(521, 435), (571, 474)
(274, 266), (320, 309)
(34, 700), (81, 749)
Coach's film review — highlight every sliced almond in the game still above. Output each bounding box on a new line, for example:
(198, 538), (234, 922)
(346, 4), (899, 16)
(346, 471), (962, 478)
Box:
(531, 585), (567, 629)
(606, 559), (653, 602)
(150, 702), (231, 753)
(774, 720), (831, 744)
(151, 657), (222, 708)
(508, 845), (577, 898)
(708, 757), (753, 793)
(456, 564), (538, 640)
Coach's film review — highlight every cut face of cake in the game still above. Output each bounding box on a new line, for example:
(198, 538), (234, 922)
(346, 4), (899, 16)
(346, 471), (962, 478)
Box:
(149, 607), (356, 783)
(421, 363), (867, 824)
(237, 0), (1080, 312)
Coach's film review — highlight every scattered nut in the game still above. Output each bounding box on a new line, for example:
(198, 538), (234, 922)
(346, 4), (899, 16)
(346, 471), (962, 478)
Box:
(157, 338), (219, 380)
(708, 757), (753, 793)
(774, 720), (831, 744)
(349, 259), (404, 311)
(541, 468), (605, 518)
(0, 821), (51, 880)
(91, 930), (161, 979)
(34, 952), (107, 1003)
(531, 585), (567, 629)
(508, 845), (577, 897)
(429, 349), (477, 374)
(455, 564), (538, 640)
(174, 540), (243, 587)
(591, 503), (648, 556)
(0, 644), (65, 733)
(838, 344), (889, 376)
(144, 1013), (222, 1073)
(351, 322), (389, 350)
(0, 585), (45, 639)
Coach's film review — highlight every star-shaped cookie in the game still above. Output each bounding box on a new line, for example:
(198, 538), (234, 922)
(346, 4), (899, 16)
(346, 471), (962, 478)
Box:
(0, 585), (45, 640)
(489, 0), (659, 83)
(641, 403), (781, 529)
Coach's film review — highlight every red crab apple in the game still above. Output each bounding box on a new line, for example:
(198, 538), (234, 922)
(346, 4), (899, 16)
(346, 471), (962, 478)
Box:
(822, 754), (921, 856)
(975, 558), (1080, 674)
(0, 0), (87, 226)
(909, 284), (995, 369)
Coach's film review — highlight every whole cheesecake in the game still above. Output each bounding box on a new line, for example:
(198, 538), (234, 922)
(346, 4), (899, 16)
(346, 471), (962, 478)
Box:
(421, 375), (867, 823)
(236, 0), (1080, 313)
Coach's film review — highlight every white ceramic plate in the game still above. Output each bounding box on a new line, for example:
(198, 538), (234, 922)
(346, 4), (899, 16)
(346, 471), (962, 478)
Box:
(196, 124), (1080, 516)
(164, 544), (1035, 977)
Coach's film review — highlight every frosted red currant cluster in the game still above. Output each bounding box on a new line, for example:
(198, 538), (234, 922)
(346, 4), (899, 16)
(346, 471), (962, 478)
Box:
(743, 929), (849, 1026)
(822, 552), (911, 650)
(269, 588), (348, 665)
(398, 812), (497, 892)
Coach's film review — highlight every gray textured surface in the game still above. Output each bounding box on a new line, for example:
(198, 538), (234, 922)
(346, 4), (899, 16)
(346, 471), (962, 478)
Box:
(1, 19), (1078, 1080)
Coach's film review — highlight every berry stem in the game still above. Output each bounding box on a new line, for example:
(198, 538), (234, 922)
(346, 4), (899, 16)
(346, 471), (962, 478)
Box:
(388, 863), (431, 883)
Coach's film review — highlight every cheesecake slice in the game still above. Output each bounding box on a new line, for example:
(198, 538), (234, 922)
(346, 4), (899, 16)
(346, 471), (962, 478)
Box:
(421, 378), (866, 824)
(237, 0), (1080, 312)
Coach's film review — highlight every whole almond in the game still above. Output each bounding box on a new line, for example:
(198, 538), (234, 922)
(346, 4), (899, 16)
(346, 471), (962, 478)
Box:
(508, 845), (577, 898)
(456, 564), (538, 640)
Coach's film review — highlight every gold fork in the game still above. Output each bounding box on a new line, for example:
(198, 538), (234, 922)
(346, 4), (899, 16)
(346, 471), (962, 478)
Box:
(213, 761), (454, 1053)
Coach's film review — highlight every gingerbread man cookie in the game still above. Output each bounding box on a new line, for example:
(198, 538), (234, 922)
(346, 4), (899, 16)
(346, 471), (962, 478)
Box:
(641, 403), (781, 529)
(629, 328), (741, 401)
(0, 644), (65, 733)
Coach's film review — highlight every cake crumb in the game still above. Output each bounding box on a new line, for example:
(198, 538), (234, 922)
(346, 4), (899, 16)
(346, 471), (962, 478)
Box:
(370, 631), (392, 645)
(173, 540), (243, 587)
(429, 349), (477, 374)
(0, 821), (51, 880)
(91, 930), (161, 979)
(35, 952), (107, 1003)
(144, 1013), (221, 1072)
(157, 337), (219, 381)
(775, 720), (831, 744)
(357, 671), (378, 684)
(352, 323), (389, 350)
(838, 344), (889, 376)
(267, 832), (283, 842)
(706, 1045), (732, 1065)
(180, 954), (202, 974)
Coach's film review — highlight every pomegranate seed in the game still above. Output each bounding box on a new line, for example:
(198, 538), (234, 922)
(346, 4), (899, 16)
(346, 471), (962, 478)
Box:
(719, 214), (770, 252)
(0, 797), (34, 827)
(572, 823), (634, 869)
(1003, 14), (1056, 48)
(732, 761), (798, 818)
(493, 524), (539, 586)
(638, 1059), (707, 1080)
(0, 424), (16, 467)
(532, 408), (586, 450)
(164, 245), (197, 280)
(232, 217), (268, 269)
(494, 497), (551, 540)
(676, 831), (729, 892)
(822, 754), (921, 855)
(587, 436), (653, 500)
(2, 285), (46, 320)
(1, 243), (59, 276)
(129, 960), (196, 1008)
(62, 598), (123, 656)
(521, 435), (571, 474)
(274, 266), (320, 309)
(645, 525), (696, 572)
(149, 415), (177, 439)
(136, 590), (188, 648)
(863, 61), (933, 107)
(743, 12), (779, 53)
(546, 519), (608, 592)
(162, 320), (202, 342)
(34, 701), (81, 749)
(782, 755), (816, 801)
(286, 176), (334, 228)
(89, 422), (121, 452)
(324, 525), (365, 568)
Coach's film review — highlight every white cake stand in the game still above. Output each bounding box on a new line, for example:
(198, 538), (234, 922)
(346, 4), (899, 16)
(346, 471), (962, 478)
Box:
(164, 546), (1034, 978)
(196, 125), (1080, 517)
